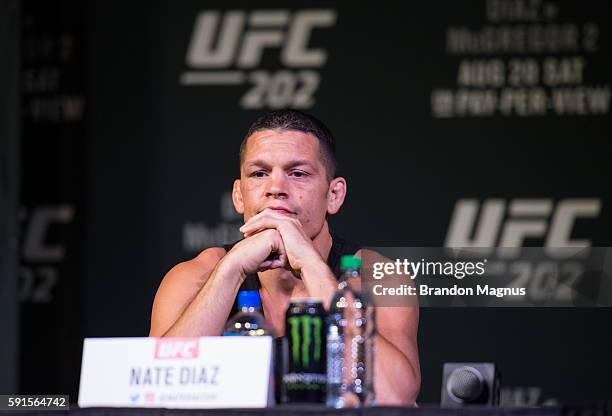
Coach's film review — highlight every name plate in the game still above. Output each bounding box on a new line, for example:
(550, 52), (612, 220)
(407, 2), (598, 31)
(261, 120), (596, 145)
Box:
(78, 337), (273, 408)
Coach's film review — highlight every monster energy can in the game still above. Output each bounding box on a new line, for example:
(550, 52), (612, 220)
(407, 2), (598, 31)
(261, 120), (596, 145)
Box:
(283, 298), (327, 403)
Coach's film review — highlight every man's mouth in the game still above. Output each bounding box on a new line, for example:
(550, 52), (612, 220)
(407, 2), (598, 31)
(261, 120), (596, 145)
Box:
(265, 207), (295, 215)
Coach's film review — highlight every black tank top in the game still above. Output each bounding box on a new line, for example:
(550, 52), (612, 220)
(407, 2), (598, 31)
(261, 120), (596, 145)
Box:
(222, 234), (361, 317)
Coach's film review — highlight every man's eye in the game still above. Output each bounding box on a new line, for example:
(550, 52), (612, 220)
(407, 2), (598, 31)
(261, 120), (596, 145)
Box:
(251, 171), (267, 178)
(290, 171), (308, 178)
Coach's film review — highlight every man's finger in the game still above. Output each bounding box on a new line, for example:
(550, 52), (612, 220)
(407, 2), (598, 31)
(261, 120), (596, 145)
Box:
(257, 257), (285, 272)
(258, 260), (272, 270)
(240, 216), (297, 235)
(241, 209), (300, 232)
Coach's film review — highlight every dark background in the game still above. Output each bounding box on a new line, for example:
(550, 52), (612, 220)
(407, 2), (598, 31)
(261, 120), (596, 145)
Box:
(2, 0), (611, 405)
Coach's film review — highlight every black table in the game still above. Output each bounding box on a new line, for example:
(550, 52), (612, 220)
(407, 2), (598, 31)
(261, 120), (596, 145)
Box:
(3, 403), (611, 416)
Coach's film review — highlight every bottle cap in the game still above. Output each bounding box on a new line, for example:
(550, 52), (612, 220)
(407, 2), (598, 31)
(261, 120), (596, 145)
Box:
(340, 255), (362, 270)
(237, 290), (261, 309)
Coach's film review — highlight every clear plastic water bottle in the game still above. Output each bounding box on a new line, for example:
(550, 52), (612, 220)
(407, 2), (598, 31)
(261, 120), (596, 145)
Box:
(326, 255), (376, 408)
(223, 290), (275, 336)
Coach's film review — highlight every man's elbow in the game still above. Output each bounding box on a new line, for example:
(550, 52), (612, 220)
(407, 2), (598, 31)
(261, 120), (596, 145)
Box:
(405, 373), (421, 406)
(382, 367), (420, 406)
(404, 358), (421, 404)
(377, 343), (421, 405)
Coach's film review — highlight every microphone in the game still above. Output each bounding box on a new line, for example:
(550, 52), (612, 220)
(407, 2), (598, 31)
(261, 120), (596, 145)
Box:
(441, 363), (500, 407)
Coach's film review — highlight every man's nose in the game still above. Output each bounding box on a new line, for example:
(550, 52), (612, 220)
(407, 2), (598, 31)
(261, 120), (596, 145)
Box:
(265, 170), (288, 198)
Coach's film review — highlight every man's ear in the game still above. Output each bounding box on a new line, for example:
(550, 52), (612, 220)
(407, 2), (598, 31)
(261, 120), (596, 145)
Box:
(327, 177), (347, 215)
(232, 179), (244, 214)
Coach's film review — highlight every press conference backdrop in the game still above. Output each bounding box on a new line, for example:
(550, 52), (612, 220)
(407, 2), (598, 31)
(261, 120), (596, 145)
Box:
(17, 0), (612, 404)
(1, 0), (20, 395)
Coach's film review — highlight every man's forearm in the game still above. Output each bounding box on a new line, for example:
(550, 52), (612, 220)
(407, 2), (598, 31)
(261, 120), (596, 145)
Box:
(301, 260), (421, 404)
(162, 260), (243, 337)
(300, 260), (339, 309)
(375, 334), (420, 405)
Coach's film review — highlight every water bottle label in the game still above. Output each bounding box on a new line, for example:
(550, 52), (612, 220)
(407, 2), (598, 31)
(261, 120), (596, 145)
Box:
(326, 337), (344, 383)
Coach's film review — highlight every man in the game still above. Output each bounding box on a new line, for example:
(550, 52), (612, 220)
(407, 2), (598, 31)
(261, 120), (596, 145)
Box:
(149, 110), (420, 404)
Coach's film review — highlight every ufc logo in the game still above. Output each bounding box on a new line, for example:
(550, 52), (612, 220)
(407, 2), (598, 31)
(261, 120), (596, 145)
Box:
(444, 199), (601, 256)
(19, 205), (74, 304)
(186, 9), (336, 69)
(21, 205), (74, 262)
(154, 338), (199, 359)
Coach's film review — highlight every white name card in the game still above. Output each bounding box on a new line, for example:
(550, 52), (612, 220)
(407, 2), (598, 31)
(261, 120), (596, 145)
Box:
(78, 337), (273, 409)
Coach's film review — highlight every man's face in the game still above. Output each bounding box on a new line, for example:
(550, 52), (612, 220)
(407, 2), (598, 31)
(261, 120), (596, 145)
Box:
(233, 129), (335, 238)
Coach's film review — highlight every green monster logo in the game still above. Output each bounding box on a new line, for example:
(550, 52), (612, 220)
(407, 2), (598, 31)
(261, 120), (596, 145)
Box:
(287, 315), (323, 367)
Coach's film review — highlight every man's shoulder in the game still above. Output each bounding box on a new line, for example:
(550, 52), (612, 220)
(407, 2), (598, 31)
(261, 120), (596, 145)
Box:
(193, 246), (227, 264)
(165, 246), (227, 284)
(188, 246), (227, 271)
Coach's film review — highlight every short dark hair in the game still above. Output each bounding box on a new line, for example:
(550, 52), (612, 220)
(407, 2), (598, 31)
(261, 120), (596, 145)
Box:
(240, 110), (337, 180)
